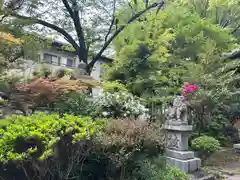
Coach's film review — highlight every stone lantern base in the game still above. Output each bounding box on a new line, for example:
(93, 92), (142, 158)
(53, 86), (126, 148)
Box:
(234, 144), (240, 153)
(164, 124), (201, 173)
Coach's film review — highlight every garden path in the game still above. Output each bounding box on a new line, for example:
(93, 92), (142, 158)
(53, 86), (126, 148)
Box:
(204, 147), (240, 180)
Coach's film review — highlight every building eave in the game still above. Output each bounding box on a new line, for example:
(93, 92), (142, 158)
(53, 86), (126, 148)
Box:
(223, 49), (240, 60)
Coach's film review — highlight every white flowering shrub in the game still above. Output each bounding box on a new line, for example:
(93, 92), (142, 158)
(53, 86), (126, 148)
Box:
(94, 92), (148, 118)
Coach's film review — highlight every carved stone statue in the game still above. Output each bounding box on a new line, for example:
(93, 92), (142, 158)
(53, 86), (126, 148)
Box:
(166, 96), (188, 125)
(78, 63), (88, 75)
(164, 96), (201, 173)
(71, 63), (88, 80)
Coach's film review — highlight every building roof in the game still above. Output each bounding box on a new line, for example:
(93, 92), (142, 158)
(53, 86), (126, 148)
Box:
(223, 49), (240, 60)
(47, 39), (114, 63)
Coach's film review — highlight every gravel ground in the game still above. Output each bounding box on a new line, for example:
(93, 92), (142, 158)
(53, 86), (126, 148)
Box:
(188, 147), (240, 180)
(227, 175), (240, 180)
(204, 147), (240, 180)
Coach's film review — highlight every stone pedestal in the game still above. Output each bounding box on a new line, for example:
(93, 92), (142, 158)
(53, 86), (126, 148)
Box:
(234, 144), (240, 153)
(165, 124), (201, 173)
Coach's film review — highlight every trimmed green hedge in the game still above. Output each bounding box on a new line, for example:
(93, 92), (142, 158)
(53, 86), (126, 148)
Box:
(0, 114), (168, 180)
(191, 135), (221, 154)
(0, 113), (104, 163)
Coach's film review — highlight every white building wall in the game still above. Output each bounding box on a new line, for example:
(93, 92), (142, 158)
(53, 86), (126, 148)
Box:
(9, 49), (79, 78)
(90, 61), (101, 81)
(6, 48), (104, 97)
(90, 61), (103, 97)
(39, 49), (78, 68)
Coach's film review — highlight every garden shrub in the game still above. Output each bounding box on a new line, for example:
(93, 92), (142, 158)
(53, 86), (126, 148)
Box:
(190, 113), (230, 146)
(229, 103), (240, 124)
(191, 135), (221, 161)
(0, 98), (8, 104)
(102, 81), (128, 93)
(0, 113), (105, 180)
(190, 113), (239, 146)
(0, 114), (166, 180)
(163, 166), (190, 180)
(0, 119), (11, 128)
(95, 119), (165, 157)
(54, 91), (149, 119)
(223, 125), (239, 144)
(130, 156), (189, 180)
(0, 113), (104, 163)
(87, 119), (165, 179)
(53, 91), (96, 116)
(94, 91), (148, 118)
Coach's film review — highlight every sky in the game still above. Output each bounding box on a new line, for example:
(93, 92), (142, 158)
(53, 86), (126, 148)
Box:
(3, 0), (129, 57)
(25, 0), (117, 56)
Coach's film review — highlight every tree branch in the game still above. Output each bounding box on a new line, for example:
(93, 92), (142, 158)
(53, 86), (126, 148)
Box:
(61, 0), (74, 18)
(99, 55), (114, 63)
(88, 1), (165, 68)
(232, 23), (240, 34)
(61, 0), (87, 62)
(69, 0), (87, 63)
(73, 10), (87, 62)
(0, 14), (8, 23)
(104, 0), (116, 42)
(225, 49), (240, 60)
(10, 13), (80, 53)
(5, 0), (24, 11)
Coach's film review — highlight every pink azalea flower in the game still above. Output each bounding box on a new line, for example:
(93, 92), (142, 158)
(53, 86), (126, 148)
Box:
(184, 84), (198, 92)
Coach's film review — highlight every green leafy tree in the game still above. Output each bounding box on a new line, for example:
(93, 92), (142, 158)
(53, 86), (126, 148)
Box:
(1, 0), (165, 74)
(1, 4), (46, 72)
(103, 1), (239, 121)
(176, 0), (240, 38)
(184, 60), (240, 143)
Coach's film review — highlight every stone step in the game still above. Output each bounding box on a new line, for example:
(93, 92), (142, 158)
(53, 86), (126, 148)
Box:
(233, 144), (240, 153)
(166, 149), (195, 160)
(167, 156), (201, 173)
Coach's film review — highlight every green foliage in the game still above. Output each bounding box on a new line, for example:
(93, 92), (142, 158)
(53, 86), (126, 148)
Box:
(21, 33), (47, 61)
(39, 64), (52, 77)
(103, 0), (238, 111)
(103, 18), (177, 98)
(1, 0), (165, 73)
(0, 119), (11, 128)
(64, 69), (74, 76)
(92, 119), (165, 179)
(62, 44), (75, 52)
(131, 157), (189, 180)
(163, 166), (190, 180)
(53, 92), (96, 116)
(95, 120), (165, 157)
(0, 75), (23, 93)
(0, 27), (46, 74)
(184, 61), (240, 143)
(190, 110), (239, 146)
(102, 81), (128, 93)
(0, 113), (104, 163)
(94, 91), (148, 118)
(192, 136), (221, 153)
(103, 0), (240, 135)
(0, 115), (166, 180)
(179, 0), (240, 39)
(191, 136), (221, 161)
(0, 98), (8, 105)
